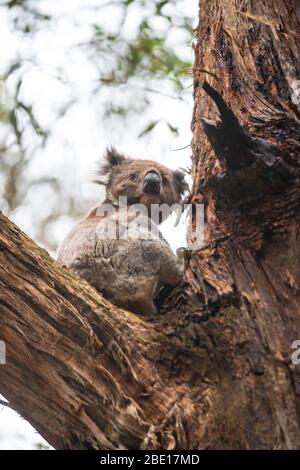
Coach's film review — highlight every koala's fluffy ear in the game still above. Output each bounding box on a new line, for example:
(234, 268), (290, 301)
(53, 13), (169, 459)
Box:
(173, 170), (189, 197)
(101, 146), (126, 176)
(106, 146), (125, 167)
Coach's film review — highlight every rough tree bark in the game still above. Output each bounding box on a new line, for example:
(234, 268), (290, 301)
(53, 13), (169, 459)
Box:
(0, 0), (300, 450)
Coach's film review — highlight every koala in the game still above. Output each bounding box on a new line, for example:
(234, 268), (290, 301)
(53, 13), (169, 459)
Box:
(57, 147), (188, 316)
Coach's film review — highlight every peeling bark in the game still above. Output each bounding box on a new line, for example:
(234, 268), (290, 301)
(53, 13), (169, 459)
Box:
(186, 0), (300, 449)
(0, 213), (203, 450)
(0, 0), (300, 450)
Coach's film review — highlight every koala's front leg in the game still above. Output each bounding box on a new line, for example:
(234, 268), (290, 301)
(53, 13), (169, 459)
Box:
(159, 246), (185, 287)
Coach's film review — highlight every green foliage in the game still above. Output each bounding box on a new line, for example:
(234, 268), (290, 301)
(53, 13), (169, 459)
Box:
(3, 0), (195, 116)
(34, 442), (51, 450)
(124, 33), (190, 79)
(0, 0), (195, 246)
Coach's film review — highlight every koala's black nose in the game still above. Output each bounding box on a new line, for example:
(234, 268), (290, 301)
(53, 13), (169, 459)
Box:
(143, 171), (161, 194)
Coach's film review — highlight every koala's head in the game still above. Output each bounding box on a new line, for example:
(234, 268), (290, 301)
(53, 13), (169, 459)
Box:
(98, 147), (188, 212)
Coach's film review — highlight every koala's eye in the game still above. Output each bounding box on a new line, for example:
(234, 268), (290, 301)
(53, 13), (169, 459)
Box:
(129, 173), (137, 181)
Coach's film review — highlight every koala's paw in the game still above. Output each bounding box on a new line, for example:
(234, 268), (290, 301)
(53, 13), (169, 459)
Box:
(176, 247), (186, 258)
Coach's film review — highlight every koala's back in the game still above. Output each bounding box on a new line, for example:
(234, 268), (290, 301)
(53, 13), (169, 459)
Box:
(57, 207), (182, 315)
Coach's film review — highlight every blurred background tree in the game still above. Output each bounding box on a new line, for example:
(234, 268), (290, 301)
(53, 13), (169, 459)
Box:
(0, 0), (197, 449)
(0, 0), (196, 252)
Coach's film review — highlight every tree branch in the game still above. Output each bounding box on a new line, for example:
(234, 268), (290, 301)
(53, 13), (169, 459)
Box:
(0, 212), (198, 450)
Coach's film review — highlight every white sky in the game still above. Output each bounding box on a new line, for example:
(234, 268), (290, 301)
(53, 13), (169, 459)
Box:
(0, 0), (198, 449)
(0, 398), (49, 449)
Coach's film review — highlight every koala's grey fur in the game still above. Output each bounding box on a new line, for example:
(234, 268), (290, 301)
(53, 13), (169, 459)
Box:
(57, 147), (188, 316)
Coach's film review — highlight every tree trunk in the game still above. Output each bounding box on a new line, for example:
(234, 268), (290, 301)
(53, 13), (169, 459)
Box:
(0, 0), (300, 450)
(189, 0), (300, 448)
